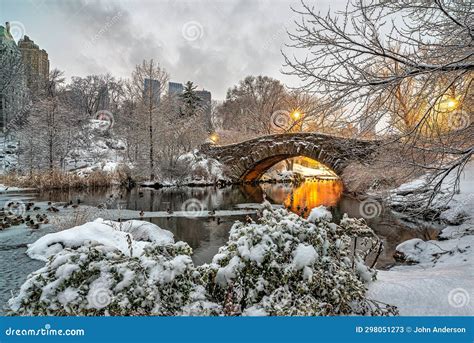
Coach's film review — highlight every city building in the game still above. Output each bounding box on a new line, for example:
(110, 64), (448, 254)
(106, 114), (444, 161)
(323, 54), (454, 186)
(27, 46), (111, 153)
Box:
(0, 22), (15, 48)
(168, 81), (184, 95)
(97, 84), (110, 111)
(18, 35), (49, 90)
(166, 81), (213, 131)
(0, 22), (27, 131)
(143, 78), (161, 105)
(196, 89), (212, 132)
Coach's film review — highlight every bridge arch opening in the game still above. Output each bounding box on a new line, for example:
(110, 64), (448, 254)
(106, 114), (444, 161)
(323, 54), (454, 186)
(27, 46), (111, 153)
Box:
(241, 155), (343, 216)
(241, 155), (339, 182)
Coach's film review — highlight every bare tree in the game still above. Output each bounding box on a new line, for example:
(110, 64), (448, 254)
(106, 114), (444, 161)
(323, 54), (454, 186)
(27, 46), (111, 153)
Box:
(282, 90), (349, 134)
(18, 70), (81, 172)
(284, 0), (473, 204)
(128, 59), (169, 180)
(67, 74), (124, 117)
(220, 75), (288, 135)
(154, 92), (208, 179)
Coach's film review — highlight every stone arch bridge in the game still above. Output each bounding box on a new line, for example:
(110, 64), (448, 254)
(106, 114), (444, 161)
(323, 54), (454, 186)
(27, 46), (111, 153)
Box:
(200, 133), (380, 182)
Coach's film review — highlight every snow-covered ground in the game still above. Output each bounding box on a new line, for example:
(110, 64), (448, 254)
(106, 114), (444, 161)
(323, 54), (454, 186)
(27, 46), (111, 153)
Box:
(0, 135), (19, 174)
(293, 163), (337, 178)
(177, 150), (228, 184)
(260, 163), (338, 183)
(141, 150), (230, 187)
(0, 120), (124, 177)
(63, 121), (125, 176)
(368, 163), (474, 315)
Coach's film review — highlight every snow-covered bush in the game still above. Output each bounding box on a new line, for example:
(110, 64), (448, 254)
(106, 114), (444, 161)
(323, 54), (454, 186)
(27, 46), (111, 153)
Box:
(308, 205), (333, 222)
(201, 207), (397, 316)
(8, 240), (200, 316)
(8, 207), (397, 316)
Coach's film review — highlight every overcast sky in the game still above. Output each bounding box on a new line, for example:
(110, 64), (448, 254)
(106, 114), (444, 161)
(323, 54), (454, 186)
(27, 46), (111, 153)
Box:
(1, 0), (345, 100)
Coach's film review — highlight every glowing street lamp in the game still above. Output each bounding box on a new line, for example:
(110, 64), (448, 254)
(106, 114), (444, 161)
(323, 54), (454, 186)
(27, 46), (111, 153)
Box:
(445, 98), (459, 110)
(290, 109), (304, 132)
(291, 110), (302, 121)
(209, 133), (219, 144)
(437, 95), (460, 113)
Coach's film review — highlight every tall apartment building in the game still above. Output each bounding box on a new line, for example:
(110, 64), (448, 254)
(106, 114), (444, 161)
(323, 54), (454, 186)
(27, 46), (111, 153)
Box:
(0, 22), (27, 131)
(168, 81), (184, 95)
(18, 35), (49, 90)
(167, 81), (213, 131)
(196, 89), (212, 131)
(143, 78), (161, 105)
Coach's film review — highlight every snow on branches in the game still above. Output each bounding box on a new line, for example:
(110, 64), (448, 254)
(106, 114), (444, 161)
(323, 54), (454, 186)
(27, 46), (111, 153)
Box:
(8, 207), (397, 316)
(202, 208), (395, 316)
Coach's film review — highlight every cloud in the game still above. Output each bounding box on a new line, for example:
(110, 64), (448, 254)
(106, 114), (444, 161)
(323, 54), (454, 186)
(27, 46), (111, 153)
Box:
(1, 0), (342, 99)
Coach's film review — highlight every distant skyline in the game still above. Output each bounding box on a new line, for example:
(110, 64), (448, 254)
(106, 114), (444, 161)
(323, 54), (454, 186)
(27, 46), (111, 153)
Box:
(1, 0), (345, 100)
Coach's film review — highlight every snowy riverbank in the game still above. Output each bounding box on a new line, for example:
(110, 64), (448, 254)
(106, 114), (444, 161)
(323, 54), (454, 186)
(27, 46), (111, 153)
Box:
(368, 163), (474, 315)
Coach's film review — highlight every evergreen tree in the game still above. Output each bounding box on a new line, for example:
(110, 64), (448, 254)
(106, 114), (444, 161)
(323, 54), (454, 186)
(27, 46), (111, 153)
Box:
(180, 81), (201, 116)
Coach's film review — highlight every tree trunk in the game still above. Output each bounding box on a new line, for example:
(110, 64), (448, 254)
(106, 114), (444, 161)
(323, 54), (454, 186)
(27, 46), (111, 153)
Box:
(149, 121), (154, 180)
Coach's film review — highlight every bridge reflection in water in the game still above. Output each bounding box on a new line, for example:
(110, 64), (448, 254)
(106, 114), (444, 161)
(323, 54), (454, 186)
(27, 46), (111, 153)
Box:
(261, 178), (343, 217)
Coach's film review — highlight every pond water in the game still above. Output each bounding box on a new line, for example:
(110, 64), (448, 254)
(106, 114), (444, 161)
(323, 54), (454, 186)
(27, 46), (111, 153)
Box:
(0, 180), (440, 312)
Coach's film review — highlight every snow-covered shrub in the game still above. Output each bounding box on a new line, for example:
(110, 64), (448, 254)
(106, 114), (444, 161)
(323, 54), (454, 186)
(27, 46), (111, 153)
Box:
(308, 205), (333, 222)
(8, 208), (397, 316)
(178, 285), (222, 316)
(201, 207), (397, 316)
(8, 240), (200, 316)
